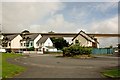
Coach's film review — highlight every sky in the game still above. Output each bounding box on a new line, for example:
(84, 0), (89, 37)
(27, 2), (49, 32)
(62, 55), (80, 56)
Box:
(0, 0), (119, 47)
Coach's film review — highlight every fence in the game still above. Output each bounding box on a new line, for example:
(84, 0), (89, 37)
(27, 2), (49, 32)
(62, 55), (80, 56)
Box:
(92, 48), (114, 54)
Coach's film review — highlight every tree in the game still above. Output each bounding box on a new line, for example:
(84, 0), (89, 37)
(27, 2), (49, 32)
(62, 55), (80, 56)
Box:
(48, 31), (54, 34)
(109, 45), (113, 48)
(51, 37), (69, 50)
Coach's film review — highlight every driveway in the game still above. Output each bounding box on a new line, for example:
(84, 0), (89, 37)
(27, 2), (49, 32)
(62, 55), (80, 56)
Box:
(8, 54), (119, 78)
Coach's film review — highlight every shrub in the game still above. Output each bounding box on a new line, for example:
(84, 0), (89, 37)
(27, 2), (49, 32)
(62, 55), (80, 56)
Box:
(27, 47), (34, 51)
(63, 47), (71, 57)
(63, 44), (92, 57)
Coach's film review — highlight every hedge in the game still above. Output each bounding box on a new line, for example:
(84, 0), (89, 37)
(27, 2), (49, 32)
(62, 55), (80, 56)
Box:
(63, 44), (92, 57)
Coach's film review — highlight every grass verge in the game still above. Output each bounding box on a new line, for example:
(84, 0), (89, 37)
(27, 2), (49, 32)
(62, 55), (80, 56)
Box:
(102, 68), (120, 78)
(2, 53), (25, 78)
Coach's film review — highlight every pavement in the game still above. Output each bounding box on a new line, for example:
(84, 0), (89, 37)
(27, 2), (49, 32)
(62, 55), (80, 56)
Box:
(7, 54), (119, 78)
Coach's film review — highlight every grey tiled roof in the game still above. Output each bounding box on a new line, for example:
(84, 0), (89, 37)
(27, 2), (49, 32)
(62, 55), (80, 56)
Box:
(37, 36), (48, 44)
(21, 34), (39, 41)
(3, 34), (18, 41)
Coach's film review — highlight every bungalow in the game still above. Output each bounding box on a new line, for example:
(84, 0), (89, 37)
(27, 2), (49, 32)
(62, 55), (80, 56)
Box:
(37, 36), (57, 52)
(20, 33), (41, 51)
(72, 30), (99, 48)
(2, 34), (22, 52)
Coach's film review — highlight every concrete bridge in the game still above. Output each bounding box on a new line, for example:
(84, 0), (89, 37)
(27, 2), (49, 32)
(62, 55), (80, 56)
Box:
(40, 33), (120, 37)
(2, 33), (120, 37)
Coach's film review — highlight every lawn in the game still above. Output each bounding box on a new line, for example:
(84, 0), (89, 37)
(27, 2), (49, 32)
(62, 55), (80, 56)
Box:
(102, 68), (120, 78)
(2, 53), (25, 78)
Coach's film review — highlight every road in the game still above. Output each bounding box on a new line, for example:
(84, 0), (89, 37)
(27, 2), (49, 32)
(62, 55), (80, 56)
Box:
(8, 54), (119, 78)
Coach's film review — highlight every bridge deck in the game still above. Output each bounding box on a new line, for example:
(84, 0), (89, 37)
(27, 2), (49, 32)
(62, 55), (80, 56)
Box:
(2, 33), (120, 37)
(41, 33), (120, 37)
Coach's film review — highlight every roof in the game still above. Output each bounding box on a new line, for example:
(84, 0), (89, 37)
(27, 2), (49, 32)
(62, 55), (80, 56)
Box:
(3, 34), (18, 41)
(37, 36), (49, 44)
(72, 30), (98, 43)
(21, 34), (39, 41)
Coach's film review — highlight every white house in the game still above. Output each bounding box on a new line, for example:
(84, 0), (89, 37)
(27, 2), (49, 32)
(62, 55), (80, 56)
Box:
(72, 30), (99, 48)
(2, 34), (23, 52)
(0, 34), (4, 48)
(37, 36), (57, 52)
(0, 34), (6, 52)
(20, 34), (42, 51)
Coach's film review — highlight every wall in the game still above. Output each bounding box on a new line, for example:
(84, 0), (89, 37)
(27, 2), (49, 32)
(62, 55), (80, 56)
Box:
(48, 48), (57, 52)
(11, 35), (22, 49)
(44, 38), (53, 47)
(20, 41), (27, 49)
(34, 34), (42, 48)
(73, 35), (92, 47)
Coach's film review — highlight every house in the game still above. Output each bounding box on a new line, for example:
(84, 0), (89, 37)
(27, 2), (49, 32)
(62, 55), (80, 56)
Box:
(72, 30), (99, 48)
(0, 34), (4, 48)
(0, 34), (6, 52)
(20, 33), (41, 51)
(37, 36), (57, 52)
(2, 34), (22, 52)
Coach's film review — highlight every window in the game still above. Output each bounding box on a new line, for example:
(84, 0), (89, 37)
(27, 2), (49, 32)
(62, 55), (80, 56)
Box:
(9, 43), (11, 46)
(41, 43), (42, 46)
(37, 43), (39, 46)
(24, 43), (26, 46)
(31, 43), (33, 46)
(21, 43), (23, 46)
(75, 40), (79, 44)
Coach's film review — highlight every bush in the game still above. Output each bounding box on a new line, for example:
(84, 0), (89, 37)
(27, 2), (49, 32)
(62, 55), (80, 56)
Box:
(63, 44), (92, 57)
(27, 47), (34, 51)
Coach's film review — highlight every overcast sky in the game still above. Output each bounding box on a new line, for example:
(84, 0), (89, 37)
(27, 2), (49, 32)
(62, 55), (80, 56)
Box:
(1, 0), (119, 47)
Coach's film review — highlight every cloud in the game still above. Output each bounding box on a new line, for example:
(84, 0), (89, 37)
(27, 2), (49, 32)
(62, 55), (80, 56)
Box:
(2, 0), (119, 2)
(89, 15), (118, 34)
(2, 2), (64, 32)
(47, 14), (76, 32)
(97, 37), (118, 48)
(2, 2), (118, 33)
(0, 2), (2, 24)
(66, 2), (118, 26)
(92, 2), (118, 13)
(87, 15), (118, 47)
(29, 14), (78, 33)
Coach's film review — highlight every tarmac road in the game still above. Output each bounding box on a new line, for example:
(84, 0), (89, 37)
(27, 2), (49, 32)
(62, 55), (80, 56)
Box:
(7, 54), (119, 78)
